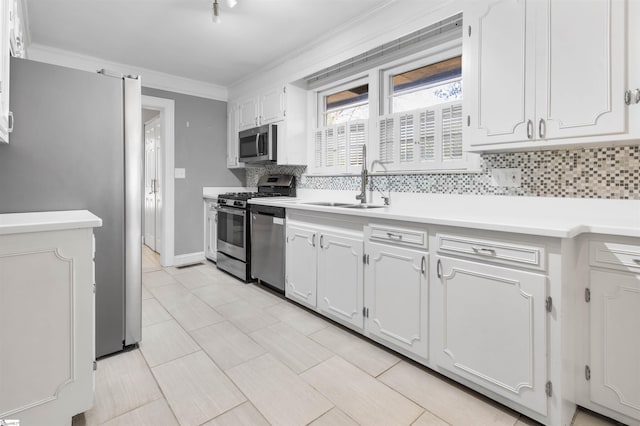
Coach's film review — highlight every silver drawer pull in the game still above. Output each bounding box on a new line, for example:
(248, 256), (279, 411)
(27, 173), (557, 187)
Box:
(472, 246), (496, 256)
(387, 232), (403, 240)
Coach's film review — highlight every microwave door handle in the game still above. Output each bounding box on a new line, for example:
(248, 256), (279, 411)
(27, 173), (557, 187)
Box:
(255, 133), (260, 156)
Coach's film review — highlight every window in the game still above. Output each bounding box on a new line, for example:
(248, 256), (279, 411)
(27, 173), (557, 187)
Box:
(385, 55), (462, 114)
(313, 78), (370, 173)
(320, 80), (369, 126)
(308, 13), (478, 175)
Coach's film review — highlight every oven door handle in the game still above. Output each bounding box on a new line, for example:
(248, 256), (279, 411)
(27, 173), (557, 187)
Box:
(217, 206), (245, 216)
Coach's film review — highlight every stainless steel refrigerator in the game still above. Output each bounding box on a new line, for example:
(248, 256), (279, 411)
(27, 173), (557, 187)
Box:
(0, 57), (142, 357)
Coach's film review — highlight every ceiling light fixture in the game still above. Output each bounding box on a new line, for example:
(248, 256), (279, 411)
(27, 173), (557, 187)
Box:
(212, 0), (221, 23)
(212, 0), (237, 23)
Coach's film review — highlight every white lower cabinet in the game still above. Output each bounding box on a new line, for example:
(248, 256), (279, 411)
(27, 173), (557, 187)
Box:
(364, 241), (429, 360)
(205, 200), (217, 261)
(0, 225), (97, 425)
(285, 224), (318, 308)
(317, 232), (364, 330)
(588, 268), (640, 421)
(435, 255), (549, 416)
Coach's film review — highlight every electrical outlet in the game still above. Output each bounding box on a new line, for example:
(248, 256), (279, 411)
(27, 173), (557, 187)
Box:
(491, 168), (521, 187)
(175, 168), (186, 179)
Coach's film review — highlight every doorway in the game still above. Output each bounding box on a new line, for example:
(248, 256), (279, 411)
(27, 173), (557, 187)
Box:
(141, 95), (175, 267)
(143, 112), (162, 253)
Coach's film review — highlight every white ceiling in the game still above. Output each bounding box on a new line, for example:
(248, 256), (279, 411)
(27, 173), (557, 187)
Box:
(25, 0), (392, 87)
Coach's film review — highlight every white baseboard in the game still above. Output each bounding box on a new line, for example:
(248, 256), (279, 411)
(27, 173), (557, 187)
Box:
(174, 251), (206, 267)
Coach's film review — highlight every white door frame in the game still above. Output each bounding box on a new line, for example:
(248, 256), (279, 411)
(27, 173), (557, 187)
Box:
(142, 95), (175, 267)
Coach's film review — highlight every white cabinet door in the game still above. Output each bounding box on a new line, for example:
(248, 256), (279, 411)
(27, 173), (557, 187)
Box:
(0, 0), (11, 144)
(539, 0), (626, 140)
(465, 0), (536, 147)
(435, 256), (548, 416)
(365, 242), (428, 359)
(0, 228), (95, 424)
(205, 202), (217, 261)
(317, 231), (364, 330)
(260, 86), (286, 125)
(589, 269), (640, 421)
(466, 0), (628, 149)
(238, 97), (259, 131)
(226, 102), (242, 168)
(286, 224), (318, 308)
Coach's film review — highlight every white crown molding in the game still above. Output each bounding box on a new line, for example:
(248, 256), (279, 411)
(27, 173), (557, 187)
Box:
(27, 44), (228, 101)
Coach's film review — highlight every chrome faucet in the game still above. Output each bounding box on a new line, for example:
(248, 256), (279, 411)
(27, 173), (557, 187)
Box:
(369, 160), (391, 206)
(355, 145), (368, 204)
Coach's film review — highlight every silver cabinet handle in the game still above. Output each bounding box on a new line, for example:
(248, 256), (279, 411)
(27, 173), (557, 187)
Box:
(312, 234), (316, 247)
(436, 259), (442, 279)
(421, 256), (426, 275)
(472, 246), (496, 256)
(625, 90), (632, 105)
(387, 232), (403, 240)
(214, 213), (217, 223)
(8, 111), (13, 133)
(526, 119), (534, 139)
(635, 89), (640, 104)
(320, 235), (324, 248)
(538, 118), (546, 139)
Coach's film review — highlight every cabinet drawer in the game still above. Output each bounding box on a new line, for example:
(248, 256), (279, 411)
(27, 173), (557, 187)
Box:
(436, 234), (545, 270)
(367, 224), (427, 249)
(590, 241), (640, 272)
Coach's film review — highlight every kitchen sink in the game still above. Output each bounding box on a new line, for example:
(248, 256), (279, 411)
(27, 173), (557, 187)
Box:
(343, 204), (386, 209)
(302, 201), (352, 207)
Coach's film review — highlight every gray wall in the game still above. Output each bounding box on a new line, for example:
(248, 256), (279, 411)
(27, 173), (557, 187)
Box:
(141, 87), (244, 256)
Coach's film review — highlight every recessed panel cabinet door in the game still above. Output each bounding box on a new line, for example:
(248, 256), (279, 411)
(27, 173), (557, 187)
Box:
(539, 0), (626, 140)
(317, 232), (364, 330)
(465, 0), (536, 146)
(365, 242), (428, 359)
(260, 86), (286, 125)
(589, 270), (640, 420)
(436, 256), (548, 416)
(238, 97), (259, 131)
(285, 225), (318, 308)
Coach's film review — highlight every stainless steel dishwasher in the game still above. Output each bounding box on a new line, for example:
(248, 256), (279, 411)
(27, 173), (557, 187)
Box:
(250, 204), (286, 292)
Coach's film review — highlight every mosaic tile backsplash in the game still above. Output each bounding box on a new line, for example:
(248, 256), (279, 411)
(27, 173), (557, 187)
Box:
(245, 145), (640, 200)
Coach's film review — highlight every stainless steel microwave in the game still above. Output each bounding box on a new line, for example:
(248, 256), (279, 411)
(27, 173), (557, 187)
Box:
(238, 123), (278, 163)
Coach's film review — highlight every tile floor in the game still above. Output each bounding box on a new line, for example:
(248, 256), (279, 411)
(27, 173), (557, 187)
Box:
(72, 246), (620, 426)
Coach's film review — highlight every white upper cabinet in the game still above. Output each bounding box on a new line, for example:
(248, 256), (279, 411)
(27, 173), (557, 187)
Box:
(260, 86), (286, 124)
(237, 85), (287, 131)
(0, 0), (12, 144)
(226, 101), (243, 168)
(465, 0), (629, 151)
(238, 97), (259, 131)
(230, 84), (307, 166)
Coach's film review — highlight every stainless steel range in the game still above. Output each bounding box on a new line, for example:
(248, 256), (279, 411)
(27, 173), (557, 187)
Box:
(216, 174), (295, 282)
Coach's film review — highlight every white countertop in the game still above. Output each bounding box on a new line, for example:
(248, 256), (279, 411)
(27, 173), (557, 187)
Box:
(249, 192), (640, 238)
(0, 210), (103, 235)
